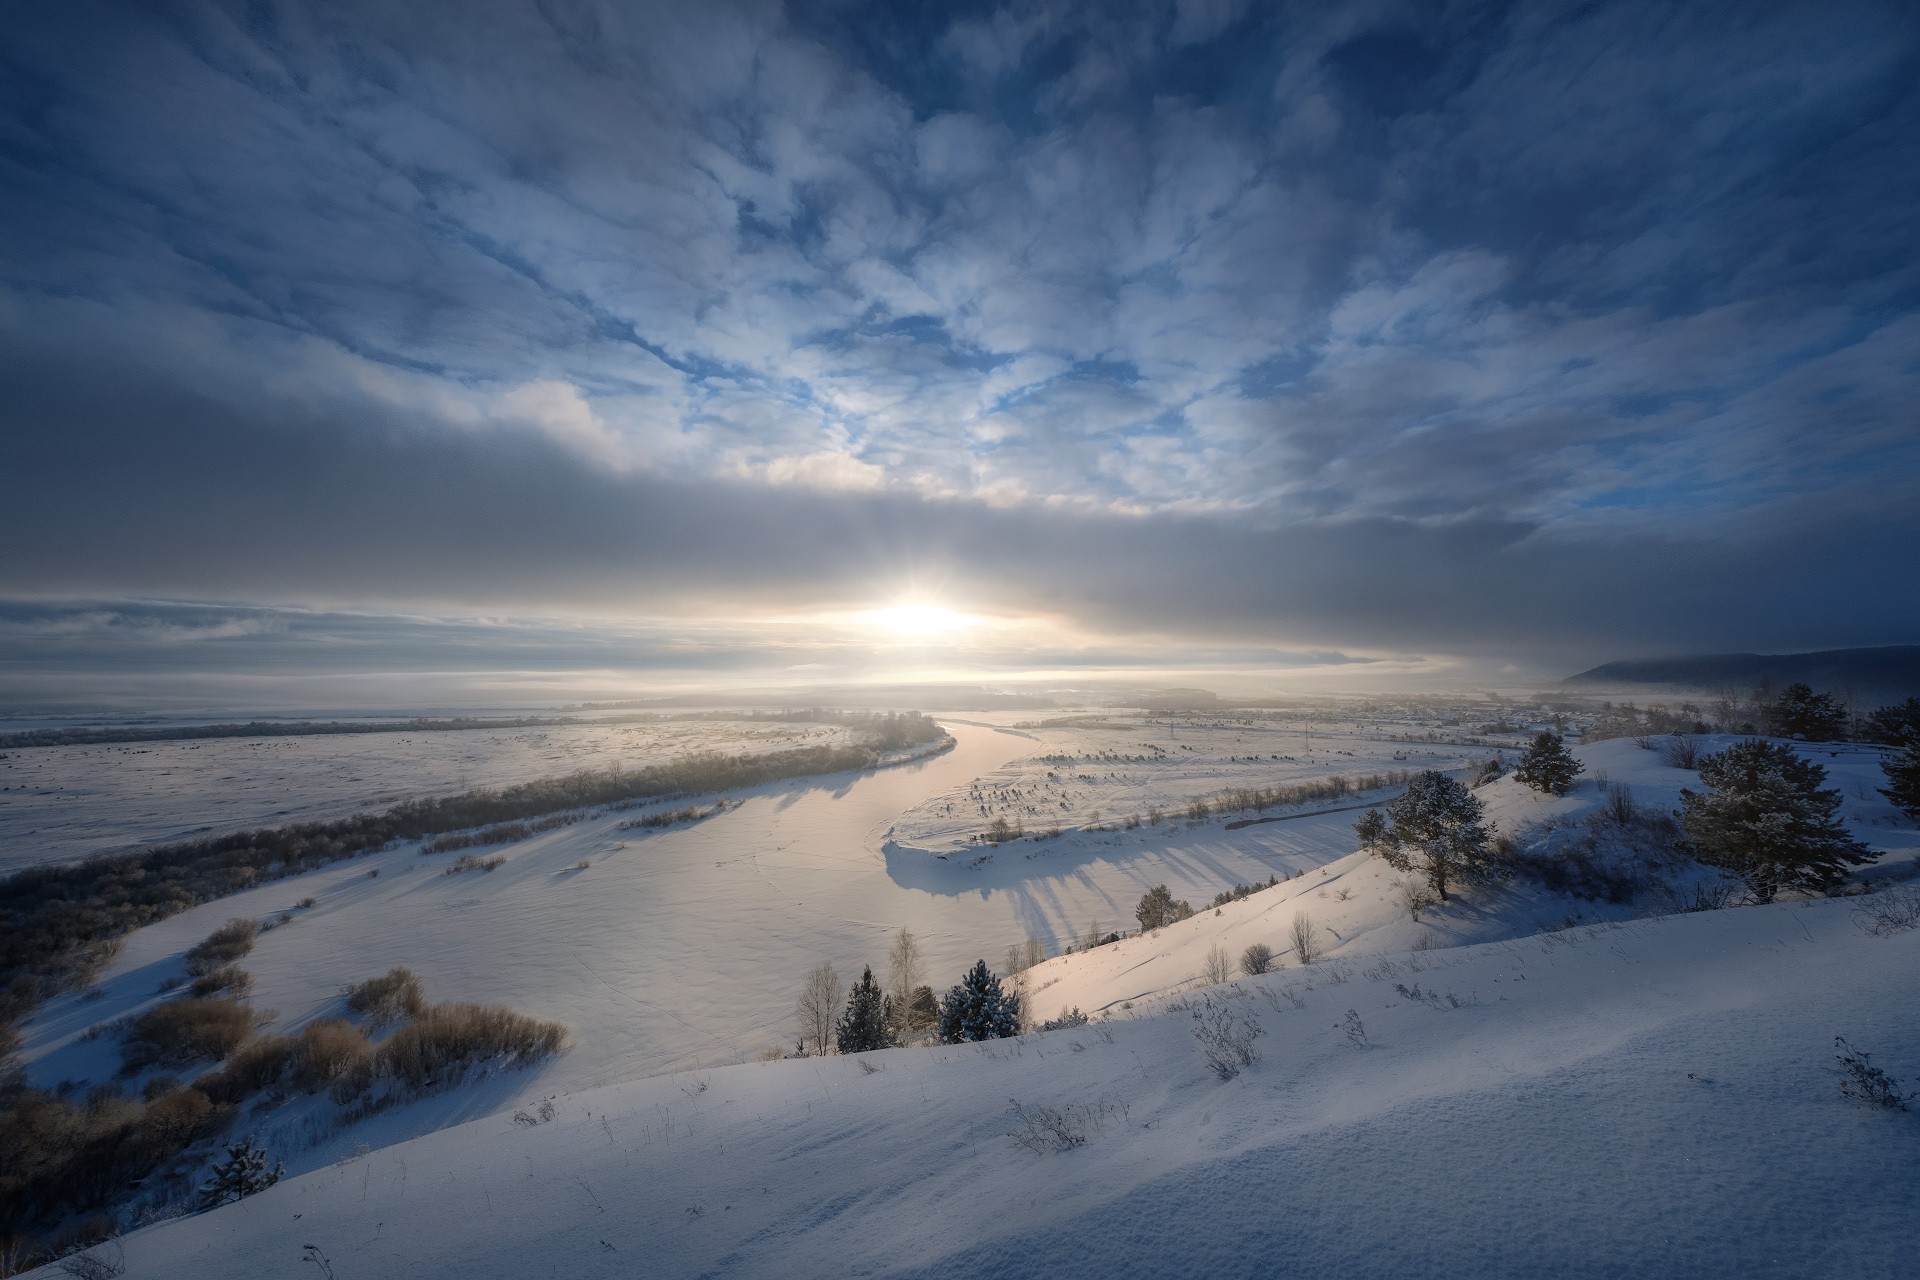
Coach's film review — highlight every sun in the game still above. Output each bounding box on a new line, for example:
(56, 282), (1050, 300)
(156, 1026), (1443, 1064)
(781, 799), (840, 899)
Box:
(866, 602), (978, 638)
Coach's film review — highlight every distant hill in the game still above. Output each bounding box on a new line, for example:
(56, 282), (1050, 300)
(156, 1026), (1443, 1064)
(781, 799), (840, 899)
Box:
(1565, 645), (1920, 702)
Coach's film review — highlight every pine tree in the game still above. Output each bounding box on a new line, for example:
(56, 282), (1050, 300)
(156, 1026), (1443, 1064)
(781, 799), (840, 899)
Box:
(834, 966), (895, 1054)
(1763, 683), (1849, 741)
(198, 1138), (284, 1210)
(1134, 884), (1192, 931)
(1374, 770), (1501, 902)
(1879, 739), (1920, 821)
(1680, 740), (1877, 901)
(937, 960), (1021, 1043)
(1861, 697), (1920, 747)
(1514, 731), (1583, 795)
(1352, 809), (1386, 849)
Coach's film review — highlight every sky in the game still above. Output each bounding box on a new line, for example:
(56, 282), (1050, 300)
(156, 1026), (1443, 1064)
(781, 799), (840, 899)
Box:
(2, 0), (1918, 708)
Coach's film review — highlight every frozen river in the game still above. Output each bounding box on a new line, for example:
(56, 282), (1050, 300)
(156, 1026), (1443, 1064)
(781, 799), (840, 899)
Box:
(28, 721), (1386, 1105)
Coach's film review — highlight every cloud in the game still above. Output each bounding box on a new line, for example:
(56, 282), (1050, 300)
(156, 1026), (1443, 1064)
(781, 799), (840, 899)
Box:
(1, 0), (1916, 685)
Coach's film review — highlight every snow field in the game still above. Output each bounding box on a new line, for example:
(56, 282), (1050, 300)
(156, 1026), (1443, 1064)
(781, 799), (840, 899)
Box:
(63, 893), (1920, 1279)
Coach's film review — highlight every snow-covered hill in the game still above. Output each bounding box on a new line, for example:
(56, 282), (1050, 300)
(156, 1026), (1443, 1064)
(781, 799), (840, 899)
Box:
(1017, 736), (1917, 1024)
(48, 893), (1918, 1279)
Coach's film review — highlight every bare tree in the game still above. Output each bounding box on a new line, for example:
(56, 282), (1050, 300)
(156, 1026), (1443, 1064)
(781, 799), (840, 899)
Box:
(796, 962), (843, 1056)
(886, 928), (923, 1015)
(1239, 942), (1274, 976)
(1202, 943), (1232, 986)
(1289, 910), (1319, 965)
(1003, 936), (1046, 976)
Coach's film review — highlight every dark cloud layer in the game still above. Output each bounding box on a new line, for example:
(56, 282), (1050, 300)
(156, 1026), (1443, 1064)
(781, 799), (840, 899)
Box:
(2, 0), (1918, 691)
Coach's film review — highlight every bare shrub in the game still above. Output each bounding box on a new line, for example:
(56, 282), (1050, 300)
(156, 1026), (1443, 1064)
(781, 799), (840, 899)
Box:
(120, 997), (254, 1071)
(1192, 995), (1263, 1079)
(1831, 1036), (1912, 1110)
(1202, 944), (1232, 986)
(1289, 910), (1319, 965)
(1395, 879), (1439, 922)
(1664, 735), (1702, 769)
(188, 965), (252, 999)
(343, 968), (425, 1027)
(57, 1242), (126, 1279)
(292, 1018), (373, 1095)
(446, 853), (505, 874)
(135, 1086), (216, 1152)
(1342, 1009), (1368, 1047)
(1673, 879), (1742, 912)
(195, 1033), (299, 1103)
(1239, 943), (1274, 976)
(183, 919), (258, 977)
(1037, 1008), (1088, 1032)
(1600, 781), (1638, 826)
(1005, 1097), (1121, 1153)
(1854, 884), (1920, 936)
(376, 1003), (567, 1088)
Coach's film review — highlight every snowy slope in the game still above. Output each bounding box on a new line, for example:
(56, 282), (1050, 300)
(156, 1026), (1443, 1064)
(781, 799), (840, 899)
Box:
(49, 894), (1919, 1279)
(1017, 736), (1917, 1024)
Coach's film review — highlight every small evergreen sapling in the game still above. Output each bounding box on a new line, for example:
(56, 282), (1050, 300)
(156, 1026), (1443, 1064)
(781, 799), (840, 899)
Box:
(198, 1138), (284, 1210)
(1514, 731), (1583, 795)
(1679, 740), (1877, 901)
(938, 960), (1022, 1043)
(835, 967), (895, 1054)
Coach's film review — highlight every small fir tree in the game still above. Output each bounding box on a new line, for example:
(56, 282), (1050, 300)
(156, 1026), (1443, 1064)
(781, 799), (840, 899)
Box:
(1374, 770), (1501, 902)
(1680, 740), (1877, 901)
(937, 960), (1021, 1043)
(199, 1137), (284, 1210)
(1878, 739), (1920, 821)
(1763, 683), (1849, 741)
(835, 966), (895, 1054)
(1514, 731), (1583, 795)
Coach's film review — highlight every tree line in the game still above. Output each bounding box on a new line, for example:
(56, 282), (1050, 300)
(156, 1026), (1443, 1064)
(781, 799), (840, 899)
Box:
(1353, 727), (1888, 907)
(793, 929), (1026, 1056)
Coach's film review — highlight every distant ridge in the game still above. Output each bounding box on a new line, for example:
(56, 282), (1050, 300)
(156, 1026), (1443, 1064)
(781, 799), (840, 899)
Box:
(1565, 645), (1920, 700)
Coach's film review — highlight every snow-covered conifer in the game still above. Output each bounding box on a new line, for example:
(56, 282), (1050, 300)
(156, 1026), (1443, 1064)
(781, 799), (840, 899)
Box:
(1373, 770), (1499, 902)
(835, 966), (894, 1054)
(1882, 739), (1920, 820)
(1680, 740), (1877, 900)
(937, 960), (1021, 1043)
(1763, 683), (1849, 741)
(1514, 731), (1583, 795)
